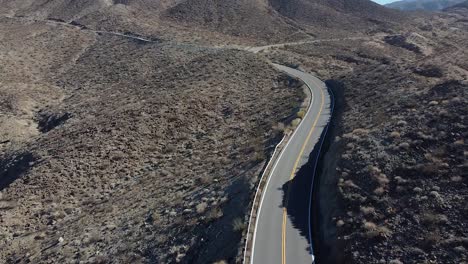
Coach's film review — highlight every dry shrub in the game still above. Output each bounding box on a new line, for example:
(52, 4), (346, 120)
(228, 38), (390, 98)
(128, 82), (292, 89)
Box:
(336, 219), (345, 227)
(363, 222), (392, 239)
(390, 131), (401, 139)
(374, 187), (385, 195)
(196, 202), (208, 214)
(291, 118), (301, 127)
(253, 151), (266, 162)
(398, 142), (410, 150)
(352, 128), (370, 136)
(297, 109), (306, 118)
(207, 207), (223, 220)
(232, 217), (246, 232)
(421, 213), (448, 225)
(363, 221), (377, 231)
(274, 122), (285, 132)
(360, 206), (375, 215)
(374, 174), (390, 186)
(342, 180), (359, 189)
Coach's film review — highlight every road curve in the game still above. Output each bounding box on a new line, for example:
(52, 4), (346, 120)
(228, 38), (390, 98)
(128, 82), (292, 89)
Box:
(249, 64), (331, 264)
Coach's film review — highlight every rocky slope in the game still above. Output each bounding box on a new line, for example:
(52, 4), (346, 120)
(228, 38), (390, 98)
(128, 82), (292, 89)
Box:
(0, 0), (408, 44)
(1, 0), (466, 263)
(0, 16), (305, 263)
(265, 7), (467, 264)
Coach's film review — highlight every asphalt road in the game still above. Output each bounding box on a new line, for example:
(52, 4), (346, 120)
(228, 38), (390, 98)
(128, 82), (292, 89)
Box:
(250, 64), (331, 264)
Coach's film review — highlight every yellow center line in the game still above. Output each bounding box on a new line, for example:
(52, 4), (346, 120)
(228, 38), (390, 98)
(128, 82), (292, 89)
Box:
(282, 79), (325, 264)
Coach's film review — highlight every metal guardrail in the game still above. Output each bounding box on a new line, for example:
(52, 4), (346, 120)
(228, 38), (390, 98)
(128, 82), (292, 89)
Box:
(242, 134), (287, 264)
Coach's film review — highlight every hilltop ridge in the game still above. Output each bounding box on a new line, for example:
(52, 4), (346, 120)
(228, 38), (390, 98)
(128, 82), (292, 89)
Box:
(0, 0), (407, 43)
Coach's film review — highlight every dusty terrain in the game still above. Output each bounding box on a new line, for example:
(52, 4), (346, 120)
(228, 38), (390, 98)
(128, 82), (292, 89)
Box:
(0, 15), (304, 264)
(0, 0), (466, 263)
(0, 0), (410, 45)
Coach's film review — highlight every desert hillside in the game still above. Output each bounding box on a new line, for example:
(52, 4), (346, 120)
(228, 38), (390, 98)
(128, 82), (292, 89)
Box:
(386, 0), (465, 11)
(269, 0), (405, 27)
(444, 0), (468, 9)
(0, 16), (305, 263)
(0, 0), (466, 263)
(0, 0), (409, 44)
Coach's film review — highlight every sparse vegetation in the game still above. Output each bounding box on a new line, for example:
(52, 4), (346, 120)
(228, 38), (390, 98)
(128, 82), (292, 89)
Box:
(296, 109), (306, 118)
(0, 0), (466, 263)
(196, 202), (208, 214)
(0, 17), (304, 264)
(291, 118), (302, 127)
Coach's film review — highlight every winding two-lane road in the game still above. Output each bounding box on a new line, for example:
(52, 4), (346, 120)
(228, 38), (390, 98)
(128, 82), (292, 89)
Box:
(249, 64), (331, 264)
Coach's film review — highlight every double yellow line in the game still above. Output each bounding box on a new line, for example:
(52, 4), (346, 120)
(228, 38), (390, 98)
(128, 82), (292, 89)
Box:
(281, 80), (325, 264)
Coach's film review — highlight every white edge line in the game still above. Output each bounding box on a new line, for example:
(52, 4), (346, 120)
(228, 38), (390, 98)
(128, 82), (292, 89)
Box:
(243, 134), (285, 264)
(245, 65), (316, 264)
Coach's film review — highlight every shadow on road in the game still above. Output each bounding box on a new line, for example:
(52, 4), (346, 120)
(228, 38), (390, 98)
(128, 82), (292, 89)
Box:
(280, 122), (328, 257)
(279, 82), (342, 262)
